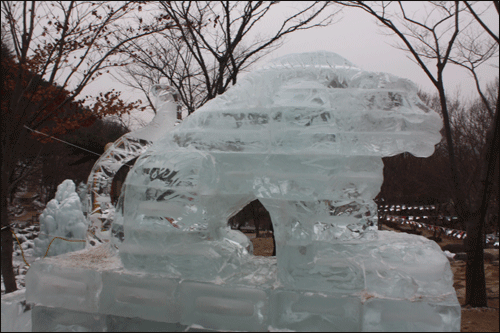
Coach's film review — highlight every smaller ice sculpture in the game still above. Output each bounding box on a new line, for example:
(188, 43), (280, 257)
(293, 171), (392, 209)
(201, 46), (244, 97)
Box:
(34, 179), (88, 257)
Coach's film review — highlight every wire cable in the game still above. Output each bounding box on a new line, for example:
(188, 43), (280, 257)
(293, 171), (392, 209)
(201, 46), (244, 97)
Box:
(11, 229), (31, 267)
(24, 125), (101, 156)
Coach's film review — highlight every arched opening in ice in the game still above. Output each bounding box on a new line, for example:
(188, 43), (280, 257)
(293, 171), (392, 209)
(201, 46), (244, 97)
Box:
(228, 199), (276, 256)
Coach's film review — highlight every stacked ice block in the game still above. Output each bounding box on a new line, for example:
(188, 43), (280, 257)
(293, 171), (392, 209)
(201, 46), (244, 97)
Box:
(26, 51), (460, 331)
(26, 233), (460, 331)
(1, 289), (32, 332)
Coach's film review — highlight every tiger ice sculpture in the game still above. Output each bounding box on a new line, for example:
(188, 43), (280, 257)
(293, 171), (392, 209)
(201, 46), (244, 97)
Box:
(117, 51), (443, 287)
(27, 51), (460, 332)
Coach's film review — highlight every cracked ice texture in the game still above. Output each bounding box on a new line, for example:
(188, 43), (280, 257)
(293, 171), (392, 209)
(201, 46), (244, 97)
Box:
(119, 51), (443, 284)
(34, 179), (89, 257)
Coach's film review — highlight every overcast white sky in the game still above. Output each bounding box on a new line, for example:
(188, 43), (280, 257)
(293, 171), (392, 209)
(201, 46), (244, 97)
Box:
(81, 2), (499, 129)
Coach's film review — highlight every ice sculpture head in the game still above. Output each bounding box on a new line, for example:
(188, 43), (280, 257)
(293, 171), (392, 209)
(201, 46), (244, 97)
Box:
(119, 51), (442, 279)
(151, 83), (179, 104)
(148, 82), (181, 128)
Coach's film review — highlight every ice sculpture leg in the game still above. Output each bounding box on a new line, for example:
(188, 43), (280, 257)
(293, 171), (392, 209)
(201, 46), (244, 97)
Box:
(258, 198), (375, 292)
(26, 236), (459, 331)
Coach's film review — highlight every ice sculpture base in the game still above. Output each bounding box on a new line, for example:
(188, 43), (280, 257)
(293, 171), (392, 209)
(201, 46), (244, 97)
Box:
(1, 289), (33, 332)
(26, 231), (460, 332)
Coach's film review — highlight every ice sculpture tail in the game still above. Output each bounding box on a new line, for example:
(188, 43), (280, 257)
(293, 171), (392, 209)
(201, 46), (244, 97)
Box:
(85, 84), (180, 236)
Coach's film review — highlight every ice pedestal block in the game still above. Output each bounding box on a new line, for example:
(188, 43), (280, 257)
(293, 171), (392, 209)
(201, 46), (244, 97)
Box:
(1, 289), (33, 332)
(361, 299), (461, 332)
(31, 306), (107, 332)
(271, 290), (362, 331)
(179, 282), (269, 331)
(26, 51), (459, 331)
(26, 234), (460, 332)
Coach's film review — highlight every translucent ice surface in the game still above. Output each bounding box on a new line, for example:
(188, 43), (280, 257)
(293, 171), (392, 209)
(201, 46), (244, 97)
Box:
(26, 51), (458, 332)
(25, 233), (460, 332)
(34, 179), (89, 257)
(1, 289), (32, 332)
(119, 51), (443, 282)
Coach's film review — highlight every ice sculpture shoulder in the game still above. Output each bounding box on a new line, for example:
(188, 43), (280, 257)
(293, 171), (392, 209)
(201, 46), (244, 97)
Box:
(119, 51), (443, 279)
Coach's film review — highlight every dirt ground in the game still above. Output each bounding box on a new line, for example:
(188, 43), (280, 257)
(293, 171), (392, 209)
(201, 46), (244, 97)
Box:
(452, 258), (499, 332)
(249, 230), (499, 332)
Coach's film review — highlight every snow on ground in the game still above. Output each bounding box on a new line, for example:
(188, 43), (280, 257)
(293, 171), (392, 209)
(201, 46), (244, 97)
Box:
(1, 223), (40, 295)
(1, 223), (40, 332)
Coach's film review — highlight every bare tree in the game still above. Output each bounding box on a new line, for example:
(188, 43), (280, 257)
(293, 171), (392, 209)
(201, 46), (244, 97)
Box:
(336, 1), (498, 307)
(0, 1), (174, 293)
(450, 83), (497, 209)
(380, 86), (497, 230)
(456, 0), (500, 308)
(117, 1), (341, 115)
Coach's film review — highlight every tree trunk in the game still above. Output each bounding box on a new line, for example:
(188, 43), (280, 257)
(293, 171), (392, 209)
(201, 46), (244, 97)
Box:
(249, 200), (261, 238)
(254, 218), (260, 238)
(466, 91), (499, 307)
(465, 215), (487, 307)
(270, 222), (276, 256)
(1, 158), (18, 293)
(436, 76), (489, 307)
